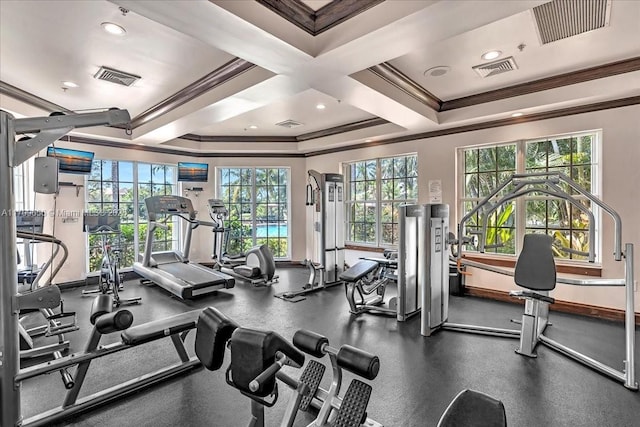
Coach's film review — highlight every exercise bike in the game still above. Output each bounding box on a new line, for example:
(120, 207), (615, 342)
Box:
(83, 213), (141, 307)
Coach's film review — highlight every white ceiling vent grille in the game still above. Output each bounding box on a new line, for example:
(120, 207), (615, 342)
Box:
(275, 119), (304, 128)
(533, 0), (610, 44)
(472, 56), (518, 78)
(94, 66), (141, 87)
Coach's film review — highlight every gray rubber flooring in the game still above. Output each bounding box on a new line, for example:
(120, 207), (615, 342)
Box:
(19, 267), (640, 426)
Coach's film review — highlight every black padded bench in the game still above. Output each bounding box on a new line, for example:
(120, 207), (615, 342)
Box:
(121, 310), (201, 346)
(360, 256), (398, 268)
(339, 260), (379, 283)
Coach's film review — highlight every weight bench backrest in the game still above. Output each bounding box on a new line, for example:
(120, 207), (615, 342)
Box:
(195, 307), (239, 371)
(514, 234), (556, 291)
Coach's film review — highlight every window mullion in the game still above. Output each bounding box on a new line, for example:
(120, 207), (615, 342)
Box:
(133, 162), (139, 262)
(514, 140), (526, 254)
(376, 159), (381, 246)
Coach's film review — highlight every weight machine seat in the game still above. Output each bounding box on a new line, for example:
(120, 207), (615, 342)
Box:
(340, 260), (379, 283)
(195, 307), (239, 371)
(509, 290), (555, 304)
(121, 310), (201, 346)
(514, 234), (556, 292)
(437, 389), (507, 427)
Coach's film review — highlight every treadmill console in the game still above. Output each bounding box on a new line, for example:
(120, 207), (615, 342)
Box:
(83, 213), (120, 233)
(145, 195), (195, 220)
(16, 211), (45, 234)
(207, 199), (228, 216)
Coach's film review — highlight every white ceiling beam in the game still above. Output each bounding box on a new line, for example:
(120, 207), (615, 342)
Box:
(112, 0), (549, 138)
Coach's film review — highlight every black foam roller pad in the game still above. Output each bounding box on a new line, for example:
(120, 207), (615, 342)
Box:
(293, 329), (328, 358)
(95, 310), (133, 334)
(90, 294), (113, 324)
(337, 345), (380, 380)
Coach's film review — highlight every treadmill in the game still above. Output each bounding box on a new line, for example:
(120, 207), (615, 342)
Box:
(133, 195), (234, 299)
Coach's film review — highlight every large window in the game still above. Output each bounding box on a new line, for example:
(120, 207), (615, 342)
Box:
(86, 161), (177, 272)
(460, 131), (599, 261)
(14, 162), (28, 212)
(14, 161), (33, 269)
(344, 154), (418, 246)
(218, 167), (290, 259)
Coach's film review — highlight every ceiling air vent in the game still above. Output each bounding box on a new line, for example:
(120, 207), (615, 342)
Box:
(533, 0), (610, 45)
(275, 119), (304, 128)
(472, 56), (518, 78)
(94, 66), (141, 87)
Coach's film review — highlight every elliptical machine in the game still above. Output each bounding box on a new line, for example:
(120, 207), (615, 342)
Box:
(208, 199), (278, 286)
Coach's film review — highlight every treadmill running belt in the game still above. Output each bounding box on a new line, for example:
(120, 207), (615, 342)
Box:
(157, 263), (227, 287)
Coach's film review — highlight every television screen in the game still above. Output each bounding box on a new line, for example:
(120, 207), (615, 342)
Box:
(46, 147), (94, 175)
(178, 162), (208, 182)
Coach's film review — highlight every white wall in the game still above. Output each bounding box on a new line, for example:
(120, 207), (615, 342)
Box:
(305, 105), (640, 313)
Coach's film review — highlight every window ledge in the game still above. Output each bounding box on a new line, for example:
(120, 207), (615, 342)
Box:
(462, 254), (602, 277)
(345, 244), (386, 253)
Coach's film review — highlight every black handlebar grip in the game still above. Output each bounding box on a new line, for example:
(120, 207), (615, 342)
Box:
(249, 361), (283, 393)
(95, 310), (134, 334)
(337, 345), (380, 380)
(90, 294), (113, 324)
(293, 329), (329, 358)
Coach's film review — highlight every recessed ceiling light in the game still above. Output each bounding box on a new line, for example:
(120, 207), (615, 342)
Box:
(481, 50), (502, 60)
(316, 103), (326, 110)
(62, 81), (78, 88)
(424, 66), (450, 77)
(511, 112), (523, 117)
(248, 125), (258, 129)
(365, 139), (373, 143)
(101, 22), (126, 35)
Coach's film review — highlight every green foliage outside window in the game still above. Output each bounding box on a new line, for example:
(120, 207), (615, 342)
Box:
(87, 161), (177, 272)
(345, 154), (418, 246)
(461, 133), (596, 260)
(219, 167), (289, 258)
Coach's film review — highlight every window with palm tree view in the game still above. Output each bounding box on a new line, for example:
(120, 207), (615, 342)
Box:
(344, 154), (418, 246)
(86, 161), (178, 272)
(218, 167), (289, 259)
(460, 131), (598, 261)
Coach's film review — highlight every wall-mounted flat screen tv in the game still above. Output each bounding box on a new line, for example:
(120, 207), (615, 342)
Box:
(46, 147), (94, 175)
(178, 162), (208, 182)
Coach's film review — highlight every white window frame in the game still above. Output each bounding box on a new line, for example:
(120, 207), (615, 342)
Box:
(216, 166), (291, 260)
(457, 130), (601, 265)
(85, 160), (179, 273)
(344, 153), (418, 248)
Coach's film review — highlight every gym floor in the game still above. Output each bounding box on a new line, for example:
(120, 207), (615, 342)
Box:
(21, 267), (640, 427)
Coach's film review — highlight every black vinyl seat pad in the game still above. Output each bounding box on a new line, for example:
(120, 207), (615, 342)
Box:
(340, 260), (379, 283)
(121, 310), (200, 346)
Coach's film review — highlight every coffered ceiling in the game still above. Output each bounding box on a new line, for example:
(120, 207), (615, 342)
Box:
(1, 0), (639, 156)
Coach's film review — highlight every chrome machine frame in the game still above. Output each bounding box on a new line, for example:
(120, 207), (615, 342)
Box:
(275, 170), (345, 301)
(421, 172), (637, 390)
(0, 109), (132, 427)
(308, 170), (345, 284)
